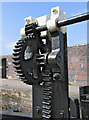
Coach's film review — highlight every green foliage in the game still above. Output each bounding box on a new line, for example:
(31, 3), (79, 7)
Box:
(8, 79), (20, 81)
(68, 83), (73, 85)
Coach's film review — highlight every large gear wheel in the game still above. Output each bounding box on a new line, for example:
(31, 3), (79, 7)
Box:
(13, 33), (45, 85)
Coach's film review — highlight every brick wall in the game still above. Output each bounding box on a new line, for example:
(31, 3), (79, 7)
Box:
(0, 44), (89, 85)
(68, 44), (88, 85)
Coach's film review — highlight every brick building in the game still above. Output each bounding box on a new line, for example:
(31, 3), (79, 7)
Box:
(0, 44), (89, 86)
(68, 44), (88, 85)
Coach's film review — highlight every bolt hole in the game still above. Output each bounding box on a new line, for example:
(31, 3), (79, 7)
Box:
(52, 9), (58, 14)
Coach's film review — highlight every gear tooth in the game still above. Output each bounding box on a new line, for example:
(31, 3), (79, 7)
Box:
(22, 80), (31, 84)
(18, 73), (24, 77)
(15, 44), (22, 48)
(19, 76), (25, 79)
(12, 55), (20, 60)
(20, 77), (30, 84)
(13, 47), (22, 52)
(12, 60), (20, 65)
(20, 76), (30, 84)
(24, 35), (29, 40)
(17, 40), (24, 44)
(16, 42), (23, 45)
(16, 69), (22, 72)
(13, 52), (20, 56)
(13, 65), (20, 69)
(15, 69), (23, 73)
(21, 36), (27, 40)
(19, 39), (24, 42)
(22, 79), (27, 82)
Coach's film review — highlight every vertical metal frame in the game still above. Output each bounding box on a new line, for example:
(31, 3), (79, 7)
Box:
(33, 29), (69, 119)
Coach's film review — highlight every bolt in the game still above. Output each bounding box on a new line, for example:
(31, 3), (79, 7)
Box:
(25, 18), (30, 23)
(52, 9), (58, 14)
(86, 95), (89, 99)
(60, 110), (65, 118)
(40, 82), (44, 86)
(53, 73), (60, 81)
(36, 106), (41, 114)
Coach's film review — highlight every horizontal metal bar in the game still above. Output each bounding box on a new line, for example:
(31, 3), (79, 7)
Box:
(35, 12), (89, 32)
(57, 12), (89, 27)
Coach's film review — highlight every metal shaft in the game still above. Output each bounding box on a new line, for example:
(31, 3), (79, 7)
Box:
(57, 12), (89, 27)
(36, 12), (89, 32)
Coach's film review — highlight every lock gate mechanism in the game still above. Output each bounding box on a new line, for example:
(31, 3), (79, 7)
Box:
(13, 6), (89, 119)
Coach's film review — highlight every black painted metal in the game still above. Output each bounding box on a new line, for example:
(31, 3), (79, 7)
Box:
(57, 12), (89, 27)
(33, 29), (69, 119)
(1, 111), (32, 120)
(74, 98), (80, 119)
(12, 24), (45, 85)
(80, 86), (89, 119)
(69, 98), (77, 118)
(2, 58), (7, 78)
(1, 115), (32, 120)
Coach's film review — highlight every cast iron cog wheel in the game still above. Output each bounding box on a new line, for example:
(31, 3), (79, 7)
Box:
(12, 35), (45, 85)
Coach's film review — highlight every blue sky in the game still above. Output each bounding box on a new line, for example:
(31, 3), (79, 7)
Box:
(1, 2), (87, 55)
